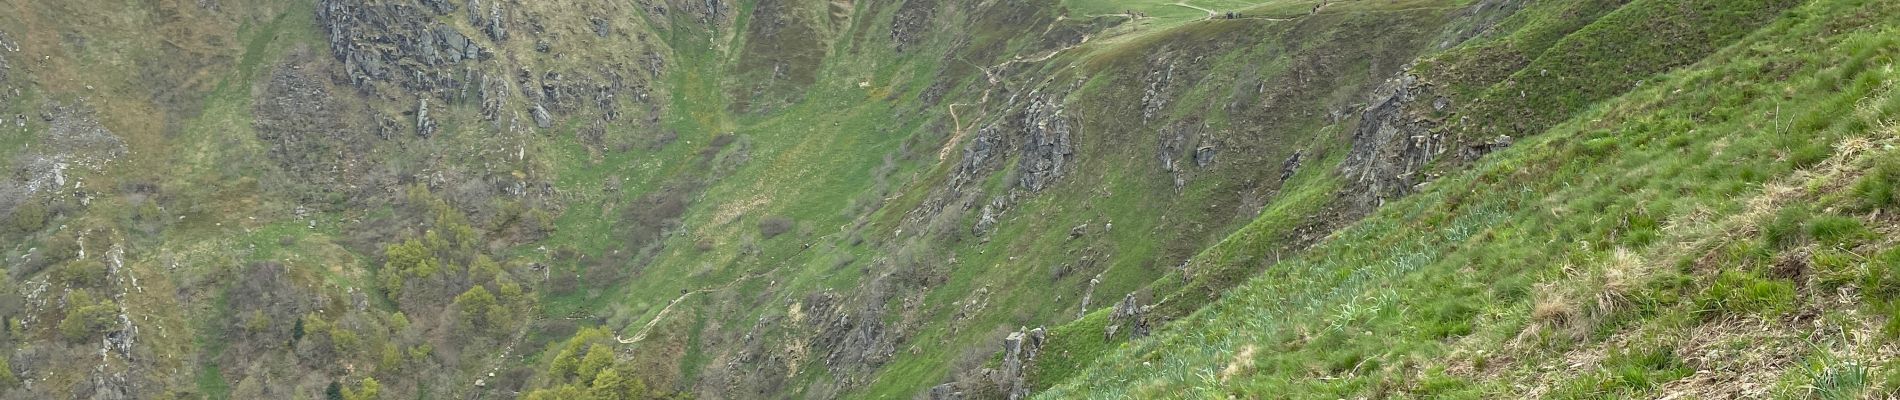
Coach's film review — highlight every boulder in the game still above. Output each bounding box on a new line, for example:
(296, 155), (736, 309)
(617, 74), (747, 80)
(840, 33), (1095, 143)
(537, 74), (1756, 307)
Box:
(926, 383), (964, 400)
(1193, 144), (1215, 168)
(531, 103), (553, 128)
(1280, 150), (1304, 183)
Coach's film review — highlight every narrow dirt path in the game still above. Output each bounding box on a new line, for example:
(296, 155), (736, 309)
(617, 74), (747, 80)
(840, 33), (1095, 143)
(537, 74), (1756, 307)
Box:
(614, 267), (782, 344)
(470, 320), (536, 399)
(616, 288), (712, 344)
(936, 1), (1339, 163)
(939, 33), (1099, 161)
(1171, 2), (1217, 16)
(615, 243), (825, 345)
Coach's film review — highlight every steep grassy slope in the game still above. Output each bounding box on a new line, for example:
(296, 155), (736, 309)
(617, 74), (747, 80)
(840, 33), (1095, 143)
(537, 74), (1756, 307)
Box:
(1039, 0), (1900, 397)
(0, 0), (1892, 398)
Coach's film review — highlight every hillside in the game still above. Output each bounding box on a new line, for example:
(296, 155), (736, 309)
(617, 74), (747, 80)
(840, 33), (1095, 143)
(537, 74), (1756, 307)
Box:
(0, 0), (1894, 399)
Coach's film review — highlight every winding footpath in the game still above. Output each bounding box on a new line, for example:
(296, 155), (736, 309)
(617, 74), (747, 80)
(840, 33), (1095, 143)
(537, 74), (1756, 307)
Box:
(940, 30), (1107, 162)
(614, 243), (823, 345)
(599, 0), (1345, 357)
(938, 1), (1336, 162)
(1171, 2), (1217, 17)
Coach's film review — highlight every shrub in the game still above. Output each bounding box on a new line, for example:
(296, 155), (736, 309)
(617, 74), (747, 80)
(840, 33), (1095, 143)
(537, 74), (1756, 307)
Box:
(454, 286), (501, 331)
(0, 351), (18, 388)
(7, 201), (46, 233)
(588, 367), (649, 400)
(759, 216), (795, 239)
(342, 377), (380, 400)
(58, 293), (119, 342)
(54, 260), (108, 287)
(380, 239), (438, 299)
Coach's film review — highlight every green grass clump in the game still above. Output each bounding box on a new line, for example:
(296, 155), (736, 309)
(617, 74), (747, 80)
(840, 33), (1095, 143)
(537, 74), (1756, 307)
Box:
(1803, 355), (1869, 400)
(1548, 346), (1691, 399)
(1853, 154), (1900, 210)
(1763, 206), (1813, 249)
(1693, 270), (1795, 319)
(1419, 297), (1480, 339)
(1865, 247), (1900, 300)
(1807, 215), (1869, 247)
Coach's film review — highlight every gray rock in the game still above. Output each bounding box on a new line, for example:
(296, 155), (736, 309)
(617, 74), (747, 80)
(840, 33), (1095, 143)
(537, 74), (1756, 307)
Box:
(1140, 60), (1176, 123)
(972, 205), (997, 237)
(1015, 95), (1073, 192)
(1340, 71), (1442, 212)
(1280, 150), (1304, 183)
(591, 17), (612, 37)
(531, 103), (553, 128)
(999, 327), (1046, 400)
(890, 0), (938, 53)
(420, 0), (456, 13)
(927, 383), (964, 400)
(486, 3), (507, 41)
(320, 0), (479, 93)
(416, 98), (437, 137)
(1105, 294), (1150, 340)
(1460, 134), (1514, 161)
(435, 25), (473, 63)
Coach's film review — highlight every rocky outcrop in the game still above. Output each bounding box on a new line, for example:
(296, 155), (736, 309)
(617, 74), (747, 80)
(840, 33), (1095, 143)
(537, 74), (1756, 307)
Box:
(477, 72), (508, 123)
(998, 327), (1045, 400)
(927, 382), (965, 400)
(972, 204), (998, 237)
(1460, 134), (1514, 161)
(1158, 121), (1195, 190)
(1339, 72), (1444, 213)
(462, 0), (507, 41)
(1280, 150), (1304, 183)
(531, 103), (553, 128)
(950, 91), (1077, 236)
(890, 0), (938, 53)
(415, 97), (437, 137)
(1104, 294), (1150, 340)
(0, 30), (11, 102)
(253, 58), (375, 202)
(1140, 58), (1177, 124)
(318, 0), (489, 95)
(798, 289), (898, 380)
(0, 102), (128, 219)
(1014, 95), (1074, 192)
(1159, 121), (1220, 190)
(644, 0), (730, 26)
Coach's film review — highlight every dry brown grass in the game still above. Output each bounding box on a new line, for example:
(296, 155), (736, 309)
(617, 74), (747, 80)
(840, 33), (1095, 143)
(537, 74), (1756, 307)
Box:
(1219, 344), (1258, 382)
(1516, 248), (1651, 346)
